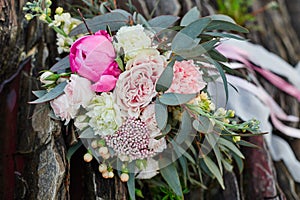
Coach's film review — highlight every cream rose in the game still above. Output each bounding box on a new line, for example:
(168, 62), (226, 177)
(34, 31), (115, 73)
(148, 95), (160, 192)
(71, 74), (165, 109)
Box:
(114, 25), (152, 60)
(114, 52), (166, 118)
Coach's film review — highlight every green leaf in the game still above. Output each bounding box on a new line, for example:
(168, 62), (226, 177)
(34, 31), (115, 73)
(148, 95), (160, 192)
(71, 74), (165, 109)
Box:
(222, 159), (233, 172)
(66, 140), (82, 162)
(180, 7), (200, 26)
(206, 133), (223, 174)
(218, 138), (244, 159)
(205, 57), (228, 103)
(209, 14), (236, 23)
(78, 127), (95, 138)
(127, 173), (136, 200)
(159, 93), (196, 106)
(29, 81), (67, 104)
(202, 32), (245, 40)
(159, 159), (183, 197)
(203, 156), (225, 189)
(69, 12), (128, 36)
(177, 156), (188, 187)
(172, 17), (212, 50)
(205, 20), (248, 33)
(32, 90), (47, 98)
(155, 100), (168, 130)
(148, 15), (179, 29)
(172, 140), (196, 165)
(174, 39), (219, 58)
(135, 189), (144, 198)
(232, 153), (244, 174)
(50, 56), (70, 72)
(206, 49), (228, 62)
(192, 116), (214, 133)
(115, 56), (124, 71)
(156, 60), (175, 92)
(176, 110), (196, 144)
(237, 140), (260, 148)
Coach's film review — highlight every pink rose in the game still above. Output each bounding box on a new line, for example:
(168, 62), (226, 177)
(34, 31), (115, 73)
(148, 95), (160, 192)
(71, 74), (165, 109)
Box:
(69, 30), (121, 92)
(115, 53), (166, 118)
(166, 60), (206, 94)
(50, 94), (76, 124)
(140, 104), (166, 153)
(64, 74), (94, 108)
(50, 75), (94, 124)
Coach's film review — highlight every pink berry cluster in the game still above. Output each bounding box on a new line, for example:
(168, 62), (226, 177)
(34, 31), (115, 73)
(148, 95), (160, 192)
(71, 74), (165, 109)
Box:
(105, 118), (155, 160)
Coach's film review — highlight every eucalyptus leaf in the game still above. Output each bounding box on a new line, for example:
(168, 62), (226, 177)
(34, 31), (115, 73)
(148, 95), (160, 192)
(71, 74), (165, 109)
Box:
(172, 17), (211, 50)
(207, 49), (228, 62)
(180, 7), (200, 26)
(206, 133), (223, 174)
(205, 20), (249, 33)
(50, 56), (70, 72)
(209, 14), (236, 23)
(178, 156), (188, 187)
(69, 12), (128, 36)
(192, 116), (214, 133)
(202, 32), (244, 40)
(148, 15), (179, 29)
(232, 153), (244, 174)
(155, 100), (168, 130)
(159, 93), (196, 106)
(32, 90), (47, 98)
(175, 39), (219, 58)
(127, 173), (136, 200)
(66, 140), (82, 162)
(218, 138), (244, 159)
(159, 159), (183, 196)
(203, 156), (225, 189)
(172, 140), (196, 165)
(206, 57), (228, 103)
(79, 127), (95, 138)
(176, 110), (196, 144)
(156, 60), (175, 92)
(29, 81), (67, 104)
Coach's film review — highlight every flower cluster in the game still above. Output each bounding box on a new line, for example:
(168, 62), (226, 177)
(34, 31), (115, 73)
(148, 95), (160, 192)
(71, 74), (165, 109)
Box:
(26, 2), (261, 198)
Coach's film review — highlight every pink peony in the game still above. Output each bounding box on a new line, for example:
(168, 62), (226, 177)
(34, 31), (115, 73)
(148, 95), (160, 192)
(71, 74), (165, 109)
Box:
(69, 30), (121, 92)
(166, 60), (206, 94)
(114, 53), (166, 118)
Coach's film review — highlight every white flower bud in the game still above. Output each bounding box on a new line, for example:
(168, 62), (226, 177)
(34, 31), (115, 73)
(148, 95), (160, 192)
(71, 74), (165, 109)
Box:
(40, 71), (55, 85)
(91, 140), (98, 149)
(55, 7), (64, 15)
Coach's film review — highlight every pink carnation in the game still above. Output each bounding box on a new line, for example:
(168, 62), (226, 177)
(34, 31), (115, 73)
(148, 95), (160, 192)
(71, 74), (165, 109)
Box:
(166, 60), (206, 94)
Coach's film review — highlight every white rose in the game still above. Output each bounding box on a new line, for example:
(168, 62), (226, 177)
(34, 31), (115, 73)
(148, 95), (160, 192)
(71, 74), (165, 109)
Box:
(114, 25), (152, 60)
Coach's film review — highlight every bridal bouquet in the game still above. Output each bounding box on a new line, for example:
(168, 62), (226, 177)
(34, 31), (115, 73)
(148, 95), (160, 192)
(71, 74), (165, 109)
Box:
(24, 1), (260, 199)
